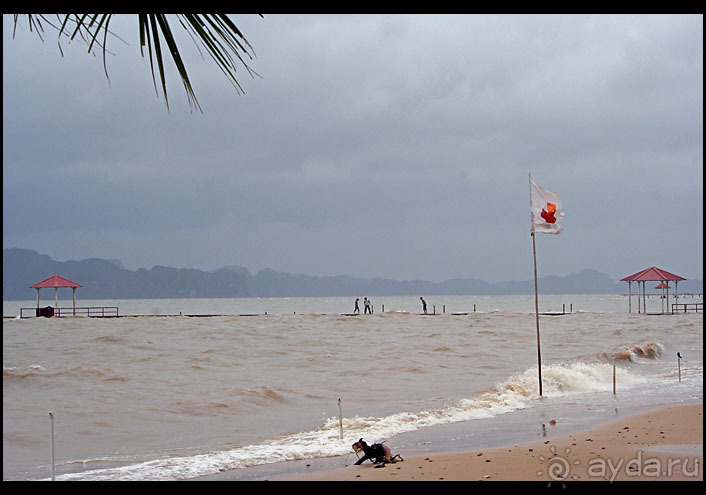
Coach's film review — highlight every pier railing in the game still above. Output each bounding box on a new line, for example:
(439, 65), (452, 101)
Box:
(671, 303), (702, 313)
(20, 306), (119, 318)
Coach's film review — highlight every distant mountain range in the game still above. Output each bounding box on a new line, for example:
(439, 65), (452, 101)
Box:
(3, 248), (702, 301)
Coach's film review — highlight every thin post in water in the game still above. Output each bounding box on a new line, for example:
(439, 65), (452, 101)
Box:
(338, 398), (343, 439)
(677, 352), (682, 383)
(49, 411), (55, 481)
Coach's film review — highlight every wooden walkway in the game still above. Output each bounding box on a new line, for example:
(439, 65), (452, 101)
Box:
(6, 300), (701, 319)
(17, 306), (119, 318)
(671, 303), (703, 313)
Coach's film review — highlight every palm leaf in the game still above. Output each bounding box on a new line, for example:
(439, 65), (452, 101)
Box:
(13, 14), (262, 112)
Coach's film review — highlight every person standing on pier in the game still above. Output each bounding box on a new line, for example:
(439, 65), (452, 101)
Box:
(420, 297), (427, 314)
(354, 298), (360, 314)
(364, 297), (372, 314)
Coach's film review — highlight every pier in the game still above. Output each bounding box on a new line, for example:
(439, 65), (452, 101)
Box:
(540, 303), (573, 316)
(11, 309), (275, 319)
(5, 296), (702, 319)
(19, 306), (119, 318)
(671, 302), (702, 313)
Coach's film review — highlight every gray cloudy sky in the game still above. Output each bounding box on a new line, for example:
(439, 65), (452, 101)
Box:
(3, 14), (703, 284)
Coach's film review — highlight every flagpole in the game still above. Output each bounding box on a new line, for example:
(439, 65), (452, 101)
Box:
(529, 173), (563, 398)
(531, 230), (543, 397)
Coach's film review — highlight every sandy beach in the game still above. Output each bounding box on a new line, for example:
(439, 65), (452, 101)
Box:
(269, 403), (702, 482)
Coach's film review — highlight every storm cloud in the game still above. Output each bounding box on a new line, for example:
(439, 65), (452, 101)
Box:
(3, 14), (702, 283)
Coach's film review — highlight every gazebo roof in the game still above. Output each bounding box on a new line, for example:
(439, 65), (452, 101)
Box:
(30, 275), (82, 289)
(620, 267), (686, 282)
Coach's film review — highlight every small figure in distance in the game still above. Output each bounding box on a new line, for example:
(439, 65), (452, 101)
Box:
(420, 297), (427, 314)
(364, 297), (372, 314)
(354, 298), (360, 314)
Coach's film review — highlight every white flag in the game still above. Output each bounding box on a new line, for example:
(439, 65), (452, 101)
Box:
(529, 174), (564, 234)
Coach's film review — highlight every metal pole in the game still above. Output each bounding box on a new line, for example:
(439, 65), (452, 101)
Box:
(49, 411), (55, 481)
(532, 232), (542, 397)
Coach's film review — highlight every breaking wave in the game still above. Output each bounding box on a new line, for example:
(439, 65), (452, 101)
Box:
(3, 364), (128, 382)
(601, 343), (664, 363)
(3, 364), (46, 378)
(47, 359), (648, 481)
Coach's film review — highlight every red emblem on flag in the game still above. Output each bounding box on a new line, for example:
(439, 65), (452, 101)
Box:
(541, 203), (557, 224)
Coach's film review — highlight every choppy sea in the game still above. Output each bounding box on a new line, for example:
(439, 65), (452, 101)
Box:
(3, 293), (702, 480)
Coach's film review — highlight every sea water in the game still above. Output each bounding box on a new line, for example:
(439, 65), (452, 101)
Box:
(2, 294), (702, 480)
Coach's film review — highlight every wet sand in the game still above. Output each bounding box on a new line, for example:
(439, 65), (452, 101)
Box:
(268, 403), (702, 482)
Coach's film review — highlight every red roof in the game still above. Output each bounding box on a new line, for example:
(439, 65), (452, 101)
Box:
(30, 275), (82, 289)
(620, 267), (686, 282)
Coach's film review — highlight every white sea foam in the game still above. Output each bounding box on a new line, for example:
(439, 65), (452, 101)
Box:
(46, 360), (656, 480)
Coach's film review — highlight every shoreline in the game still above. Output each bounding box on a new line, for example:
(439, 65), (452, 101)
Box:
(274, 403), (702, 482)
(198, 402), (702, 482)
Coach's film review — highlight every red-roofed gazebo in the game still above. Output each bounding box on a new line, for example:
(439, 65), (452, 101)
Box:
(30, 275), (82, 316)
(620, 267), (686, 314)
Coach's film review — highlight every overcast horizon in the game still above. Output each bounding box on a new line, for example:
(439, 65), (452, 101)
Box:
(6, 246), (704, 286)
(3, 14), (703, 284)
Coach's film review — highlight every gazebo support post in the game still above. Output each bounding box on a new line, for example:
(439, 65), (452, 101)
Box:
(73, 287), (77, 316)
(666, 283), (670, 314)
(642, 281), (646, 314)
(661, 281), (665, 314)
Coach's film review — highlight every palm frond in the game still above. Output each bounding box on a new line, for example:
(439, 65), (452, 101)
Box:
(13, 14), (262, 112)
